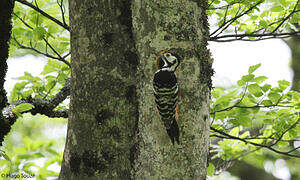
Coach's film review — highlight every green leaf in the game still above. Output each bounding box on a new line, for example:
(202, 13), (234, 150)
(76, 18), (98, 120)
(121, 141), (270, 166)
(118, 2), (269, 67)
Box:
(229, 127), (241, 136)
(0, 150), (11, 162)
(242, 74), (255, 82)
(259, 20), (268, 28)
(277, 141), (289, 147)
(33, 27), (47, 40)
(278, 80), (290, 91)
(41, 65), (57, 75)
(248, 64), (261, 74)
(268, 92), (281, 104)
(23, 162), (38, 170)
(17, 154), (32, 160)
(10, 81), (29, 102)
(252, 76), (267, 84)
(271, 5), (284, 12)
(239, 116), (252, 127)
(240, 131), (250, 138)
(24, 31), (33, 39)
(13, 147), (27, 154)
(264, 119), (273, 123)
(237, 108), (251, 116)
(261, 84), (271, 92)
(278, 0), (287, 6)
(45, 79), (56, 92)
(48, 24), (61, 34)
(207, 163), (215, 176)
(237, 79), (245, 86)
(261, 100), (273, 106)
(12, 103), (35, 113)
(32, 152), (45, 158)
(260, 10), (269, 18)
(248, 84), (262, 97)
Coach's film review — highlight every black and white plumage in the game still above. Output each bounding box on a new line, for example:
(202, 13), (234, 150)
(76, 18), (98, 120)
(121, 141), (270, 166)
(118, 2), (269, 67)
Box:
(153, 51), (182, 145)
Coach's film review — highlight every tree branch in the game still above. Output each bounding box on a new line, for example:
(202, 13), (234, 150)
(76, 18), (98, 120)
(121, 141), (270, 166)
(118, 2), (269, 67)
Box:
(15, 0), (70, 31)
(211, 104), (293, 114)
(12, 36), (59, 60)
(271, 0), (299, 33)
(210, 127), (300, 158)
(209, 0), (300, 42)
(1, 79), (70, 145)
(57, 0), (67, 26)
(210, 0), (264, 37)
(12, 12), (71, 67)
(208, 1), (242, 10)
(209, 31), (300, 42)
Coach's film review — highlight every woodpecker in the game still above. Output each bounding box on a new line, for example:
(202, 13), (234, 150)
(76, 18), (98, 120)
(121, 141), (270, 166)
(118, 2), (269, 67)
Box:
(153, 49), (182, 145)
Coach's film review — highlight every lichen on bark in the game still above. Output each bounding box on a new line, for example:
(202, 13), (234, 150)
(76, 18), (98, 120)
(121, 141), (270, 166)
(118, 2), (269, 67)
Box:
(59, 0), (138, 179)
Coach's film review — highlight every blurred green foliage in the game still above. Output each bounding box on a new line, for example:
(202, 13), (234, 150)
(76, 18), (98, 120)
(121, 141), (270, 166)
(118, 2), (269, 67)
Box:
(0, 114), (66, 180)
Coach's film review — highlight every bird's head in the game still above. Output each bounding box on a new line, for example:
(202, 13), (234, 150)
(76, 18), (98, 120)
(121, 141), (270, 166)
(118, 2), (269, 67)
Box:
(155, 49), (182, 72)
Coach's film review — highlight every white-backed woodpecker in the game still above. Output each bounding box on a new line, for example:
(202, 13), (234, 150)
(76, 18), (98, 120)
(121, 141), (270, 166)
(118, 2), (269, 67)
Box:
(153, 49), (182, 145)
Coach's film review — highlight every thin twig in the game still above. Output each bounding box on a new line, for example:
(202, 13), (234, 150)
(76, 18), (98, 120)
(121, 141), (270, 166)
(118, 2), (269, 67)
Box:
(15, 0), (70, 31)
(210, 0), (264, 37)
(208, 1), (242, 10)
(12, 12), (71, 68)
(57, 0), (67, 26)
(12, 36), (61, 61)
(271, 0), (299, 33)
(210, 127), (300, 158)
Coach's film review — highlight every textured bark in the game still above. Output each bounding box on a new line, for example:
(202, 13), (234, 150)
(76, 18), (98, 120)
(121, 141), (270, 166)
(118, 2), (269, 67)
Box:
(59, 0), (138, 179)
(60, 0), (212, 179)
(131, 0), (212, 179)
(0, 0), (14, 146)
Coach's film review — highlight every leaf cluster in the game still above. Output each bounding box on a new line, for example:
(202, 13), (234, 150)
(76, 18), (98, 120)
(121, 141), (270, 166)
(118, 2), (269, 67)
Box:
(10, 59), (70, 108)
(208, 0), (300, 41)
(10, 0), (70, 62)
(209, 64), (300, 175)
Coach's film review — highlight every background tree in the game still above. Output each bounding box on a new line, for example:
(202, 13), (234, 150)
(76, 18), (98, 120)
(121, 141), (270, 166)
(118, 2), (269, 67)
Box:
(286, 24), (300, 91)
(0, 0), (299, 179)
(0, 0), (14, 146)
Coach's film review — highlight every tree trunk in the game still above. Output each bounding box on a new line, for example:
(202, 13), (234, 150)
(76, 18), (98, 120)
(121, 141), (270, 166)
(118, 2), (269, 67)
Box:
(131, 0), (212, 179)
(287, 34), (300, 91)
(0, 0), (14, 146)
(60, 0), (212, 179)
(229, 161), (279, 180)
(59, 0), (138, 179)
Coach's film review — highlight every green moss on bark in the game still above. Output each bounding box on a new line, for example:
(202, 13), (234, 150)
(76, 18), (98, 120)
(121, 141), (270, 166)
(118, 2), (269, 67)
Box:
(59, 0), (138, 179)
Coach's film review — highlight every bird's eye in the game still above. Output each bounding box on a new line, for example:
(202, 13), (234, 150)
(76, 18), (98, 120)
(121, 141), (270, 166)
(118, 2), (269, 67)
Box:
(166, 53), (170, 57)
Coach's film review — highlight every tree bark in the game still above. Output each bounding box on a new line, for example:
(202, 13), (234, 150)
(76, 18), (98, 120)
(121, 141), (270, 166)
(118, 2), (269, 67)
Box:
(0, 0), (15, 146)
(131, 0), (212, 179)
(59, 0), (138, 179)
(60, 0), (212, 179)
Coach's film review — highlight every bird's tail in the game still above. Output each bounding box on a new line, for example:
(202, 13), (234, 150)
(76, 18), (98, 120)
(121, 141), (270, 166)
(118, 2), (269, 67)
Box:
(164, 117), (180, 145)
